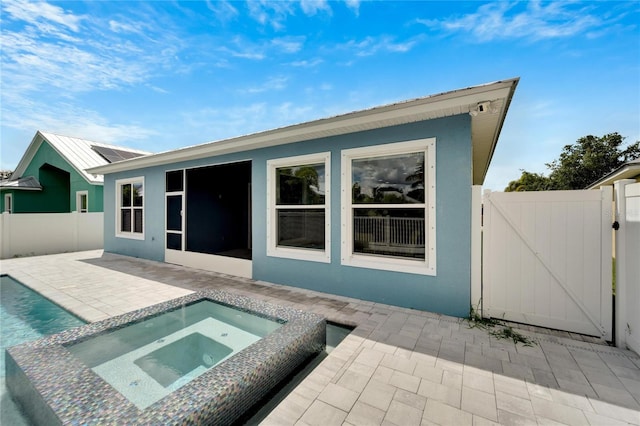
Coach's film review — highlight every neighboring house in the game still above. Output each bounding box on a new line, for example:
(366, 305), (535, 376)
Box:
(0, 131), (151, 214)
(88, 78), (519, 317)
(588, 158), (640, 189)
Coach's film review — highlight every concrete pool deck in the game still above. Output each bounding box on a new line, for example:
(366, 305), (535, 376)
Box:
(1, 250), (639, 425)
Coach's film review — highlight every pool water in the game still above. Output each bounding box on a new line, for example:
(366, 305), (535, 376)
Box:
(8, 290), (326, 425)
(0, 275), (86, 376)
(1, 275), (86, 426)
(67, 300), (283, 409)
(4, 282), (349, 425)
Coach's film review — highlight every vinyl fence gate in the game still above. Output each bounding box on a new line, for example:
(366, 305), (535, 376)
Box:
(481, 188), (613, 340)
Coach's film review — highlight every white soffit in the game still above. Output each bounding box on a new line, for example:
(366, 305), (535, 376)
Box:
(88, 78), (519, 184)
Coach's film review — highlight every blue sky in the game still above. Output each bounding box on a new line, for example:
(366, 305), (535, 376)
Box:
(1, 0), (638, 190)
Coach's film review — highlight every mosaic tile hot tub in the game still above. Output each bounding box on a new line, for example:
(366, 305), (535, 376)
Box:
(5, 290), (326, 425)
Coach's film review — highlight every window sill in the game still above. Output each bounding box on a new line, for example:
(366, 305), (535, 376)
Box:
(115, 232), (145, 241)
(342, 254), (436, 276)
(267, 246), (330, 263)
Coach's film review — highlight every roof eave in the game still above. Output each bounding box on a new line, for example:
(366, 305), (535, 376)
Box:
(11, 131), (103, 186)
(87, 78), (520, 181)
(587, 163), (640, 189)
(10, 131), (45, 180)
(0, 187), (43, 191)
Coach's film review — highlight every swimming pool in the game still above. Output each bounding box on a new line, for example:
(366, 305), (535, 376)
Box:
(1, 275), (86, 374)
(1, 275), (86, 425)
(6, 290), (325, 425)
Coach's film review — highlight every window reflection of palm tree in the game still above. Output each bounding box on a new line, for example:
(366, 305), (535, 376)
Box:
(405, 159), (424, 202)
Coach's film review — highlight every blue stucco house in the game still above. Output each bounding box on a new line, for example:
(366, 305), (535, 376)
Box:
(88, 78), (519, 318)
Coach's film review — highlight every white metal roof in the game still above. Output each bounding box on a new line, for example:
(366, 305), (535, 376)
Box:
(0, 176), (42, 191)
(11, 131), (152, 185)
(88, 78), (520, 185)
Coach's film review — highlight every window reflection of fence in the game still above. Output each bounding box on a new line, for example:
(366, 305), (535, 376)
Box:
(354, 216), (425, 248)
(277, 210), (325, 248)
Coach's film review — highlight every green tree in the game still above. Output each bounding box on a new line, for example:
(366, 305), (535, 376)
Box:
(504, 171), (551, 192)
(505, 133), (640, 191)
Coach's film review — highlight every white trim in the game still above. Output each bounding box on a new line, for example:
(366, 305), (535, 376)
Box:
(341, 139), (436, 275)
(471, 185), (482, 312)
(76, 190), (88, 213)
(115, 176), (145, 240)
(266, 152), (331, 263)
(4, 193), (12, 213)
(165, 249), (252, 279)
(164, 169), (185, 252)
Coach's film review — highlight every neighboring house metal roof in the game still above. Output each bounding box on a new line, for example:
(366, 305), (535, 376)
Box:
(588, 158), (640, 189)
(9, 131), (152, 186)
(88, 78), (520, 185)
(0, 176), (42, 191)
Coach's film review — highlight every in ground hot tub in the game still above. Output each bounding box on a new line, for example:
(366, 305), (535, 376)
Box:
(6, 290), (325, 425)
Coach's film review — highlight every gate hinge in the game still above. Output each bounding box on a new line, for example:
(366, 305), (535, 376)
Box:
(612, 221), (620, 231)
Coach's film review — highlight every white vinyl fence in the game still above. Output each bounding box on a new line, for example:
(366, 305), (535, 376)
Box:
(482, 188), (613, 340)
(0, 212), (103, 259)
(614, 180), (640, 353)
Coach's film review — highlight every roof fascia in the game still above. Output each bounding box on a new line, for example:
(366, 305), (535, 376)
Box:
(474, 78), (519, 184)
(87, 78), (519, 176)
(0, 187), (42, 192)
(10, 131), (45, 179)
(587, 163), (640, 188)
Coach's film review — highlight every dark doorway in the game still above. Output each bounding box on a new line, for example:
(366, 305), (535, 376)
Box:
(185, 161), (251, 260)
(38, 163), (70, 212)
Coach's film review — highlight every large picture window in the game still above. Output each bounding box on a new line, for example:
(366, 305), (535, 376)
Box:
(116, 177), (144, 239)
(341, 139), (436, 275)
(267, 153), (330, 263)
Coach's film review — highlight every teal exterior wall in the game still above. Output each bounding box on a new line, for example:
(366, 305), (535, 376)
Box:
(103, 115), (473, 317)
(3, 141), (104, 213)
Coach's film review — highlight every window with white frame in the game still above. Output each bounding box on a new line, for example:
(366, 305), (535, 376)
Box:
(116, 177), (144, 239)
(267, 152), (330, 262)
(76, 190), (88, 213)
(341, 139), (436, 275)
(4, 193), (12, 213)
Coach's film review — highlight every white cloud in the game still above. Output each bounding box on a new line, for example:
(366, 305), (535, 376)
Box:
(341, 35), (419, 57)
(246, 0), (359, 30)
(0, 0), (189, 151)
(290, 58), (324, 68)
(242, 76), (290, 94)
(206, 0), (239, 22)
(272, 36), (306, 53)
(1, 30), (149, 93)
(246, 0), (294, 31)
(300, 0), (331, 16)
(344, 0), (360, 15)
(219, 36), (268, 60)
(418, 1), (606, 42)
(2, 0), (84, 33)
(275, 102), (313, 122)
(181, 103), (269, 142)
(1, 98), (156, 146)
(182, 100), (319, 144)
(0, 1), (187, 100)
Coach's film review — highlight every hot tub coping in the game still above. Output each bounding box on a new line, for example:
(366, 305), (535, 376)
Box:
(6, 289), (326, 425)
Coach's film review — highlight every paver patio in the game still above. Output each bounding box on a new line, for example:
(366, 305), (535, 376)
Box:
(2, 250), (639, 425)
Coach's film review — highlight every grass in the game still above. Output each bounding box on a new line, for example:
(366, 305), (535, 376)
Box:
(467, 305), (537, 347)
